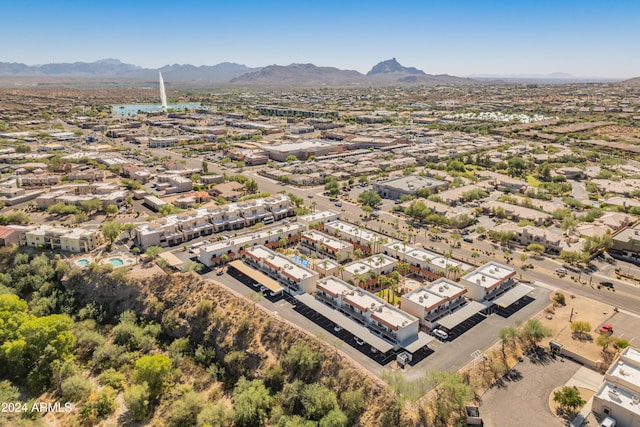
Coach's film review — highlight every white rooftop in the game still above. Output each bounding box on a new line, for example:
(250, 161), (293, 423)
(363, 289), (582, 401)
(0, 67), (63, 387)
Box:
(462, 261), (515, 289)
(303, 230), (352, 250)
(246, 245), (317, 282)
(595, 381), (640, 416)
(298, 209), (340, 222)
(325, 220), (387, 245)
(344, 254), (397, 276)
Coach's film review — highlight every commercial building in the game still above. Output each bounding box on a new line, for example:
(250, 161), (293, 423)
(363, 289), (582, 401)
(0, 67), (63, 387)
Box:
(156, 175), (193, 194)
(21, 225), (103, 253)
(198, 223), (304, 267)
(373, 176), (448, 200)
(592, 347), (640, 426)
(400, 279), (468, 328)
(264, 139), (344, 161)
(300, 230), (353, 262)
(243, 245), (318, 294)
(459, 261), (516, 301)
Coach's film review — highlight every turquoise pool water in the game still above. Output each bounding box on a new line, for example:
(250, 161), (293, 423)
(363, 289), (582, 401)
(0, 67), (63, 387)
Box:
(291, 255), (310, 268)
(108, 258), (124, 267)
(77, 259), (89, 266)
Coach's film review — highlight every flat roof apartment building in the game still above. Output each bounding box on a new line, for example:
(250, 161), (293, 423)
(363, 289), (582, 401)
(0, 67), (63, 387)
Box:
(198, 223), (304, 267)
(400, 278), (468, 328)
(459, 261), (516, 301)
(21, 225), (103, 253)
(135, 196), (294, 249)
(300, 230), (353, 262)
(592, 347), (640, 426)
(315, 275), (419, 345)
(382, 241), (473, 280)
(243, 245), (319, 294)
(324, 220), (389, 254)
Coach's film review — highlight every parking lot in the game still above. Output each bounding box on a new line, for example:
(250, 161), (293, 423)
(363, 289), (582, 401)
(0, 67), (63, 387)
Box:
(606, 311), (640, 347)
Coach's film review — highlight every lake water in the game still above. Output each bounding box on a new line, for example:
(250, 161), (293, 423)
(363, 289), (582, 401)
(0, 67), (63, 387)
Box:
(112, 103), (204, 116)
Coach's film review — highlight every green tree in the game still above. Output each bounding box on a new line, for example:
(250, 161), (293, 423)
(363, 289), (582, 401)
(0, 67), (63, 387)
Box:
(101, 221), (122, 244)
(357, 190), (382, 208)
(167, 390), (204, 427)
(499, 326), (519, 360)
(570, 321), (591, 339)
(106, 204), (119, 216)
(132, 354), (172, 399)
(124, 383), (150, 421)
(285, 155), (298, 163)
(245, 179), (259, 193)
(553, 386), (586, 412)
(284, 343), (322, 382)
(232, 377), (273, 427)
(527, 243), (545, 256)
(520, 319), (553, 349)
(301, 383), (338, 421)
(596, 334), (616, 352)
(145, 246), (162, 259)
(80, 199), (103, 215)
(427, 371), (474, 426)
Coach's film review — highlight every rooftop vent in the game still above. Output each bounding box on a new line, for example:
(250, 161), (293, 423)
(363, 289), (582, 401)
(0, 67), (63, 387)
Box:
(418, 296), (424, 303)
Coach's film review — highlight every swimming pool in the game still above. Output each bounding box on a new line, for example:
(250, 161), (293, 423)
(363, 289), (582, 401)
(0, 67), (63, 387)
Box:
(108, 258), (124, 267)
(76, 258), (90, 266)
(291, 255), (310, 268)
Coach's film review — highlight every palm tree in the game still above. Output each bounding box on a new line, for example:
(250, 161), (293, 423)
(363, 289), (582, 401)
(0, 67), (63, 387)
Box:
(353, 273), (364, 289)
(338, 264), (345, 280)
(320, 260), (329, 277)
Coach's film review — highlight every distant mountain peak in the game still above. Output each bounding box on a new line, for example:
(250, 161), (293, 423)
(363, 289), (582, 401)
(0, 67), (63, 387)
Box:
(367, 58), (425, 76)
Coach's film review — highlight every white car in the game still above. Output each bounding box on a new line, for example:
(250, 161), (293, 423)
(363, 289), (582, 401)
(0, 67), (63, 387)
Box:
(333, 325), (343, 332)
(354, 337), (365, 346)
(370, 347), (378, 354)
(432, 329), (449, 340)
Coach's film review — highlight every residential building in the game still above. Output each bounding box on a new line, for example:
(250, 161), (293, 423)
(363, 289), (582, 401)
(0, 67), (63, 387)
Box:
(135, 196), (294, 249)
(198, 223), (304, 267)
(400, 278), (468, 328)
(315, 276), (419, 344)
(21, 225), (103, 253)
(300, 230), (353, 262)
(324, 220), (389, 254)
(592, 347), (640, 426)
(19, 175), (61, 188)
(382, 241), (472, 280)
(0, 225), (25, 247)
(459, 261), (516, 301)
(482, 200), (553, 226)
(342, 254), (398, 288)
(156, 175), (193, 194)
(297, 210), (341, 228)
(243, 245), (318, 293)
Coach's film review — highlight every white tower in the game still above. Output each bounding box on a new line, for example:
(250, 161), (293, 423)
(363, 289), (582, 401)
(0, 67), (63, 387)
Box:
(159, 72), (167, 112)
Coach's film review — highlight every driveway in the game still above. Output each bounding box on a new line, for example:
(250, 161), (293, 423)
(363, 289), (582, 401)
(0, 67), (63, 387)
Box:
(480, 352), (584, 427)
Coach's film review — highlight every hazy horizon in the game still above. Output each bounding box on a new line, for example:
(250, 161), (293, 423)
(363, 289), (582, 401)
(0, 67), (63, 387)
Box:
(2, 0), (639, 79)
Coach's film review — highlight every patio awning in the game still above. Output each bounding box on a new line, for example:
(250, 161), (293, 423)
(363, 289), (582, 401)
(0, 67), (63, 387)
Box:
(159, 251), (184, 268)
(492, 284), (534, 308)
(229, 260), (283, 293)
(399, 332), (435, 353)
(435, 301), (486, 330)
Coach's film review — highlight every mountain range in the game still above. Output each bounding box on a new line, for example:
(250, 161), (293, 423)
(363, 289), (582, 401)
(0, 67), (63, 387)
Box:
(0, 58), (633, 86)
(0, 58), (480, 87)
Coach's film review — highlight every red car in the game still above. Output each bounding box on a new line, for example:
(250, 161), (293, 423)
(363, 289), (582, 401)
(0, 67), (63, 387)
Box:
(599, 324), (613, 335)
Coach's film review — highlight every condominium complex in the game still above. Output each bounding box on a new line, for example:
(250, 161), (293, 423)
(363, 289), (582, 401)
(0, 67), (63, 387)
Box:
(300, 229), (354, 261)
(459, 261), (516, 301)
(20, 225), (103, 253)
(315, 276), (419, 344)
(401, 278), (468, 328)
(135, 195), (294, 249)
(198, 223), (304, 267)
(242, 245), (319, 294)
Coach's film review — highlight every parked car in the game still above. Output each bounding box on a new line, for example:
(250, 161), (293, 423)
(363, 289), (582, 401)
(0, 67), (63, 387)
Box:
(370, 347), (378, 354)
(600, 416), (616, 427)
(333, 325), (343, 332)
(599, 324), (613, 335)
(600, 281), (614, 288)
(215, 268), (225, 276)
(432, 329), (449, 340)
(334, 201), (342, 207)
(354, 337), (365, 346)
(555, 267), (567, 274)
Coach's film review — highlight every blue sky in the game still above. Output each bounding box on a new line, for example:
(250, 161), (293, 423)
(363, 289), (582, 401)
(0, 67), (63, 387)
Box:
(1, 0), (638, 78)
